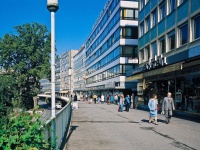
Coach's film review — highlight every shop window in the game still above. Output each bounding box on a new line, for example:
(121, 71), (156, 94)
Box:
(146, 16), (151, 32)
(168, 30), (175, 51)
(179, 23), (188, 46)
(159, 2), (166, 21)
(168, 0), (176, 14)
(159, 36), (165, 54)
(194, 15), (200, 40)
(152, 9), (157, 27)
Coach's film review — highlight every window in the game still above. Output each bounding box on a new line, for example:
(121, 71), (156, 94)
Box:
(146, 16), (150, 32)
(140, 22), (144, 36)
(141, 49), (144, 60)
(151, 41), (157, 57)
(159, 3), (166, 21)
(122, 27), (138, 39)
(140, 0), (145, 10)
(122, 9), (138, 20)
(179, 24), (188, 46)
(168, 30), (175, 50)
(159, 37), (165, 54)
(179, 0), (186, 6)
(145, 46), (150, 60)
(152, 9), (157, 27)
(194, 15), (200, 40)
(122, 46), (138, 57)
(168, 0), (176, 14)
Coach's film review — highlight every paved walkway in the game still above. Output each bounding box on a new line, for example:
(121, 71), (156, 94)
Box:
(66, 101), (200, 150)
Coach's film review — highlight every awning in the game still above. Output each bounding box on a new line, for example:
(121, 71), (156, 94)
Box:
(126, 73), (143, 81)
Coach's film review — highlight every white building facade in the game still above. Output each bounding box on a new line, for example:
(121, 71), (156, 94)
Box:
(60, 50), (78, 96)
(85, 0), (139, 97)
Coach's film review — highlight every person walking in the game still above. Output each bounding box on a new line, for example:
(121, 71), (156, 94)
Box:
(162, 92), (175, 124)
(114, 94), (118, 105)
(125, 95), (130, 112)
(93, 94), (97, 104)
(101, 94), (105, 104)
(148, 94), (158, 125)
(119, 94), (125, 112)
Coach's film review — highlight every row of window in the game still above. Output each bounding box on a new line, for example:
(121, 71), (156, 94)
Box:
(140, 0), (186, 11)
(139, 0), (187, 37)
(86, 0), (120, 48)
(86, 64), (136, 84)
(86, 8), (139, 57)
(86, 27), (138, 66)
(87, 45), (138, 75)
(140, 15), (200, 61)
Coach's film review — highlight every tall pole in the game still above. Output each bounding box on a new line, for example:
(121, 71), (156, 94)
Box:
(47, 0), (59, 118)
(51, 11), (56, 118)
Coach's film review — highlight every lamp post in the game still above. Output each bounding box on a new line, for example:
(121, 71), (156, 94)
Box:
(47, 0), (59, 118)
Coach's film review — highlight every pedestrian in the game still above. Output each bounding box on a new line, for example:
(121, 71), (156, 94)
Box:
(97, 95), (101, 103)
(110, 95), (114, 104)
(162, 92), (175, 124)
(93, 94), (97, 104)
(85, 94), (88, 101)
(114, 94), (118, 105)
(74, 94), (78, 101)
(148, 94), (158, 125)
(119, 94), (124, 112)
(101, 94), (105, 104)
(125, 95), (130, 112)
(118, 94), (120, 105)
(107, 95), (110, 105)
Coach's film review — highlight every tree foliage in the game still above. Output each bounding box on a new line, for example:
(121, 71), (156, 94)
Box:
(0, 23), (51, 109)
(0, 111), (50, 150)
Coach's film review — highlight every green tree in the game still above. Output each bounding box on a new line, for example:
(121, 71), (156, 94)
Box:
(0, 23), (51, 109)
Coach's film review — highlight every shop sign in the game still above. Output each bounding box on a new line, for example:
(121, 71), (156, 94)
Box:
(143, 56), (167, 71)
(137, 90), (143, 95)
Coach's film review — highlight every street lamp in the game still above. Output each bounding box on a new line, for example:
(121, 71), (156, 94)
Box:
(47, 0), (59, 118)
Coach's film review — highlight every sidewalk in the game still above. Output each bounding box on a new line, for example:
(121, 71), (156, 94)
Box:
(65, 101), (200, 150)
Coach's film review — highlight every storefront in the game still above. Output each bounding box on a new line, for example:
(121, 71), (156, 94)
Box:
(139, 60), (200, 114)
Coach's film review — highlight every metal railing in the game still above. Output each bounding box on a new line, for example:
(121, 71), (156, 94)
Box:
(44, 101), (72, 150)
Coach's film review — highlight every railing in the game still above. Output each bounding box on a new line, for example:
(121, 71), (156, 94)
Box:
(44, 100), (72, 150)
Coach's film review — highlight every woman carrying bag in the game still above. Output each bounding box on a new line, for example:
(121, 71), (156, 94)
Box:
(148, 94), (158, 125)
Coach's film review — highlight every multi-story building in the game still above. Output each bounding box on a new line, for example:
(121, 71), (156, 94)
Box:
(128, 0), (200, 113)
(60, 50), (78, 96)
(73, 45), (86, 99)
(55, 56), (61, 95)
(39, 79), (51, 94)
(85, 0), (139, 97)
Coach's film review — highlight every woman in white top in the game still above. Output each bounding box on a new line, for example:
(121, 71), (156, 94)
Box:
(101, 95), (105, 104)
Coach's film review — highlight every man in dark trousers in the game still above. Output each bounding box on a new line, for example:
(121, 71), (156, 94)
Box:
(162, 92), (175, 124)
(74, 94), (78, 101)
(125, 95), (130, 112)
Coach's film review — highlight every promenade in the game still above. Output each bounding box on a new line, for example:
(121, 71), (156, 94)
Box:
(66, 101), (200, 150)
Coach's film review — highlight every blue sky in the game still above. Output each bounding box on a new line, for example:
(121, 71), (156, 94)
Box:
(0, 0), (107, 55)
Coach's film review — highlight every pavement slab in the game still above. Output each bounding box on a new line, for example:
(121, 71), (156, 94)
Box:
(65, 102), (200, 150)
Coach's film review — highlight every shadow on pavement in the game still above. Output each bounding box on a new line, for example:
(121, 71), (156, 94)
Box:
(59, 125), (79, 150)
(141, 119), (165, 123)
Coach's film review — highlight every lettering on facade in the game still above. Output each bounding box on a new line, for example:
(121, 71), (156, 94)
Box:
(144, 56), (167, 71)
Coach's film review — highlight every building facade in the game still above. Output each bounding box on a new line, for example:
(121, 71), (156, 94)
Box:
(85, 0), (139, 97)
(39, 79), (51, 94)
(127, 0), (200, 113)
(73, 45), (86, 100)
(60, 50), (78, 96)
(55, 56), (61, 95)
